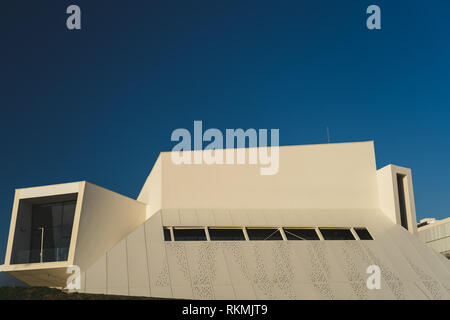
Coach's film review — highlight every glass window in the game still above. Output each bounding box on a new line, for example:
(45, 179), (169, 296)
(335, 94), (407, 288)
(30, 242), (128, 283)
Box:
(208, 228), (246, 241)
(246, 228), (283, 240)
(62, 202), (76, 238)
(397, 174), (409, 230)
(163, 227), (172, 241)
(11, 198), (77, 264)
(173, 228), (207, 241)
(319, 228), (355, 240)
(283, 228), (320, 240)
(354, 228), (373, 240)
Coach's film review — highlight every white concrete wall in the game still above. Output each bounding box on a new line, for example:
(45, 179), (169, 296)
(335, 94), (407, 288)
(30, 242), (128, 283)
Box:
(138, 142), (380, 211)
(73, 182), (147, 271)
(137, 155), (162, 220)
(418, 218), (450, 256)
(377, 165), (418, 234)
(81, 209), (450, 300)
(377, 165), (397, 224)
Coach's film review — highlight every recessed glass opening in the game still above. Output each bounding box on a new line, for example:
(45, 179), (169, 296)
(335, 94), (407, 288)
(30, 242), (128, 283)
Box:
(11, 195), (77, 264)
(283, 228), (320, 240)
(173, 228), (207, 241)
(208, 228), (246, 241)
(161, 225), (374, 241)
(246, 228), (283, 240)
(319, 228), (355, 240)
(397, 174), (409, 230)
(163, 227), (172, 241)
(354, 228), (373, 240)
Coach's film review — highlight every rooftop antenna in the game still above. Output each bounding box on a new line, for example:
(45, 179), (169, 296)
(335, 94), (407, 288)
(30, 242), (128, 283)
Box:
(326, 125), (330, 143)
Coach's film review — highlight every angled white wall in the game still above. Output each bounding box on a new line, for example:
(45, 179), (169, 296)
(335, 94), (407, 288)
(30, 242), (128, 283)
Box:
(138, 141), (380, 212)
(73, 182), (147, 271)
(138, 155), (162, 220)
(80, 209), (450, 300)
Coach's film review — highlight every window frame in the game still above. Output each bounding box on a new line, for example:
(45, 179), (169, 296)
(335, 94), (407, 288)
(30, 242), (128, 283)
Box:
(283, 227), (321, 240)
(161, 225), (374, 242)
(207, 227), (247, 241)
(163, 227), (172, 241)
(353, 227), (374, 240)
(245, 227), (284, 241)
(172, 227), (208, 242)
(318, 227), (356, 240)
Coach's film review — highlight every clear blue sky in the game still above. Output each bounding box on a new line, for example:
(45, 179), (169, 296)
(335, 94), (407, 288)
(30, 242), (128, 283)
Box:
(1, 1), (449, 262)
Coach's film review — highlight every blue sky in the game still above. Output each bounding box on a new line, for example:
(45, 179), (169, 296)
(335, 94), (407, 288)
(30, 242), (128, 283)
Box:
(1, 1), (450, 262)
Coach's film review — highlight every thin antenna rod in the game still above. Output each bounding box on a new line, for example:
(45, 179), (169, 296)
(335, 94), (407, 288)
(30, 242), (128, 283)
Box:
(326, 125), (330, 143)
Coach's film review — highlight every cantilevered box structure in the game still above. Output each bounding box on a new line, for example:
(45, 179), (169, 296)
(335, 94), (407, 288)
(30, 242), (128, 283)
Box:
(1, 141), (449, 299)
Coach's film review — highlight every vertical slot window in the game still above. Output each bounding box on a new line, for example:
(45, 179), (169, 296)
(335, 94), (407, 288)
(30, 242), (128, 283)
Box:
(397, 174), (409, 230)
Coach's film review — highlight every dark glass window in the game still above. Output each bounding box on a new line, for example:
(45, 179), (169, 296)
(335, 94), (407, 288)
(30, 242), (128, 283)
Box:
(397, 174), (409, 230)
(163, 227), (172, 241)
(283, 228), (319, 240)
(11, 198), (77, 264)
(208, 228), (246, 241)
(354, 228), (373, 240)
(173, 228), (207, 241)
(246, 228), (283, 240)
(319, 228), (355, 240)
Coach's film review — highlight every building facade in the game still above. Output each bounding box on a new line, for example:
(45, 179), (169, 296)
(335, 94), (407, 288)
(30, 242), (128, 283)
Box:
(1, 141), (449, 299)
(418, 218), (450, 260)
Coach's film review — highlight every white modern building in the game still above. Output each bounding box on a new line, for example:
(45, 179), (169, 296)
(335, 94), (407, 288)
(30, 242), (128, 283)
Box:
(418, 218), (450, 260)
(1, 141), (449, 299)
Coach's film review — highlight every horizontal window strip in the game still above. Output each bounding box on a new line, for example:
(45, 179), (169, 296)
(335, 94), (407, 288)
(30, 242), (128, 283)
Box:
(162, 226), (373, 241)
